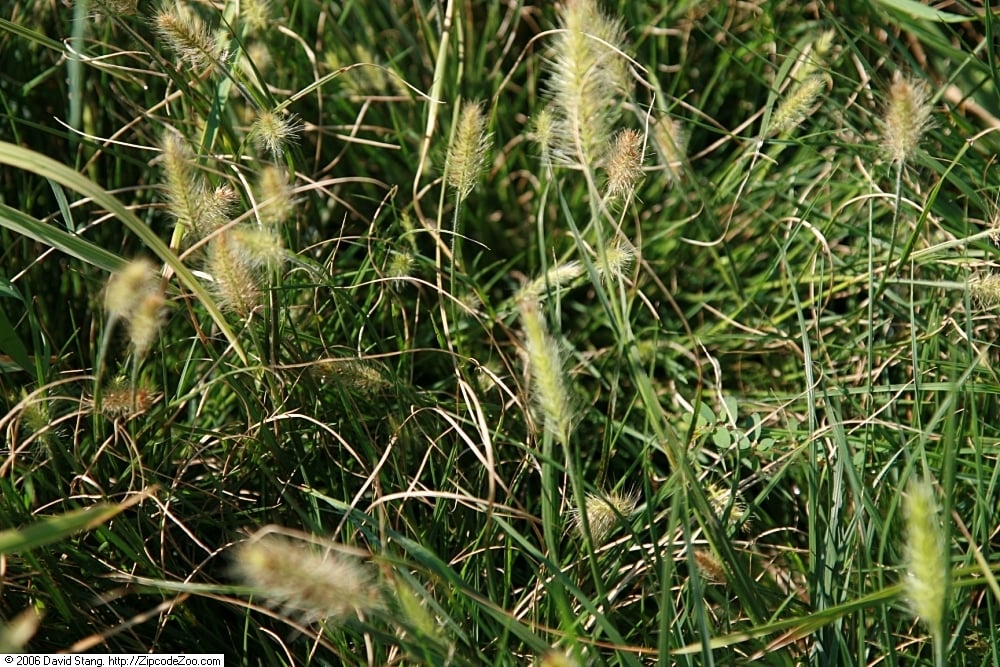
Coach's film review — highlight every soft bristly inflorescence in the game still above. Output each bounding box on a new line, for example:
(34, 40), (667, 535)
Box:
(969, 274), (1000, 309)
(903, 477), (949, 643)
(104, 258), (159, 323)
(766, 75), (826, 136)
(160, 133), (201, 239)
(233, 534), (382, 625)
(255, 166), (294, 227)
(604, 128), (644, 200)
(205, 224), (286, 318)
(881, 72), (933, 165)
(128, 293), (167, 359)
(251, 109), (302, 159)
(386, 250), (415, 289)
(596, 240), (634, 284)
(519, 298), (573, 444)
(207, 232), (265, 317)
(239, 0), (272, 33)
(546, 0), (629, 167)
(105, 259), (166, 358)
(153, 3), (225, 71)
(570, 490), (638, 545)
(692, 548), (726, 584)
(765, 31), (835, 137)
(160, 133), (236, 241)
(99, 377), (161, 419)
(706, 481), (749, 531)
(314, 358), (390, 396)
(228, 227), (285, 272)
(445, 101), (492, 203)
(531, 107), (557, 169)
(517, 261), (585, 301)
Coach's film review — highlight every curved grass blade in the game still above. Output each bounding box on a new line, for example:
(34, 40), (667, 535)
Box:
(0, 141), (248, 364)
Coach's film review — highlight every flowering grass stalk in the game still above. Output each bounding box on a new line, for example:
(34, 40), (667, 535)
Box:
(519, 298), (573, 445)
(903, 477), (950, 666)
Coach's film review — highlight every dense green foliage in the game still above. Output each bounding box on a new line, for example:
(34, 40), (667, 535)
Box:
(2, 0), (1000, 664)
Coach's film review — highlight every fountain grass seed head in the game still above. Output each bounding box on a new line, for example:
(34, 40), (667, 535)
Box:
(251, 109), (302, 159)
(518, 297), (573, 445)
(233, 533), (382, 625)
(445, 101), (492, 203)
(603, 128), (644, 200)
(546, 0), (629, 167)
(154, 2), (225, 71)
(881, 72), (933, 165)
(570, 489), (638, 545)
(903, 477), (949, 644)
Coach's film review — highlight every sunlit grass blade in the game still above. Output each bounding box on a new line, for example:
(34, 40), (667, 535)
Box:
(0, 141), (248, 364)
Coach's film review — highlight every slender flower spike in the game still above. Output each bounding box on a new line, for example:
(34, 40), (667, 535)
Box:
(160, 132), (202, 241)
(233, 534), (381, 625)
(604, 129), (644, 199)
(153, 3), (224, 71)
(445, 101), (491, 202)
(519, 298), (573, 444)
(767, 75), (826, 136)
(207, 232), (263, 317)
(128, 292), (167, 359)
(517, 260), (585, 301)
(970, 274), (1000, 309)
(547, 0), (628, 166)
(881, 72), (933, 164)
(104, 259), (168, 360)
(903, 477), (949, 644)
(532, 107), (557, 168)
(706, 481), (750, 531)
(256, 166), (294, 227)
(240, 0), (272, 32)
(692, 548), (726, 584)
(597, 240), (634, 283)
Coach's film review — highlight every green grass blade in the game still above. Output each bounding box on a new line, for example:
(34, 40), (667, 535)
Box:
(0, 141), (248, 364)
(0, 492), (150, 555)
(0, 202), (125, 273)
(872, 0), (980, 23)
(0, 291), (32, 375)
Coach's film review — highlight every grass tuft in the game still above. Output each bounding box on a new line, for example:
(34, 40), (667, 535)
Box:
(2, 0), (999, 662)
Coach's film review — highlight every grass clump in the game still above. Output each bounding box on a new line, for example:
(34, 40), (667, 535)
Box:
(2, 0), (1000, 663)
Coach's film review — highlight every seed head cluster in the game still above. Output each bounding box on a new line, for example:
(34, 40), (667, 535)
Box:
(154, 3), (225, 71)
(604, 129), (644, 200)
(570, 490), (638, 545)
(903, 477), (949, 642)
(519, 298), (573, 445)
(251, 109), (302, 159)
(104, 259), (166, 359)
(233, 534), (381, 625)
(881, 72), (933, 164)
(445, 102), (492, 202)
(767, 75), (826, 136)
(545, 0), (629, 167)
